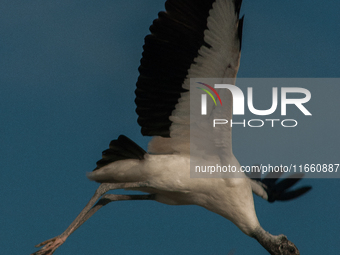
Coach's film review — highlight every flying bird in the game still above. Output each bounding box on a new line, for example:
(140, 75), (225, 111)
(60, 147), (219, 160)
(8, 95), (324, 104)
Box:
(32, 0), (311, 254)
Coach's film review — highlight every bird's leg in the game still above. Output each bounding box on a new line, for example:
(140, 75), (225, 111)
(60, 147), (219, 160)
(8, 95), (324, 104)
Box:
(71, 193), (156, 234)
(31, 182), (151, 255)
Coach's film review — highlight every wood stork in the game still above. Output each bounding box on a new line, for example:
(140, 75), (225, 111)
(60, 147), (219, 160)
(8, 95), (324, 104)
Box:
(32, 0), (311, 254)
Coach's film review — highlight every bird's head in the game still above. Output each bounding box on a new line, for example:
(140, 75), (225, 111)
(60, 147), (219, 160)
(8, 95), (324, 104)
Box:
(276, 235), (299, 255)
(253, 229), (299, 255)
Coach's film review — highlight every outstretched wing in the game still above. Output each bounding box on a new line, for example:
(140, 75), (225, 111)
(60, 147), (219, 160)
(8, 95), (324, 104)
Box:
(135, 0), (243, 154)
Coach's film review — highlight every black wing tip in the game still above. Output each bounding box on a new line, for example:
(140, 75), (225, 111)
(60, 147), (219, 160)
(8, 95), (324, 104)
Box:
(234, 0), (243, 15)
(275, 186), (312, 202)
(233, 0), (244, 51)
(248, 169), (312, 203)
(266, 178), (312, 203)
(238, 15), (244, 51)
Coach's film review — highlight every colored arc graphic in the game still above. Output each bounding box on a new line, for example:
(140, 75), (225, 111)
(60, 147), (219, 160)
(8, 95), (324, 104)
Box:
(197, 82), (223, 106)
(197, 87), (217, 105)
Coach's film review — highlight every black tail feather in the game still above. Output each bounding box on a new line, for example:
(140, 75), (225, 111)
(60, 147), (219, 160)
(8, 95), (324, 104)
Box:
(238, 15), (244, 51)
(94, 135), (146, 171)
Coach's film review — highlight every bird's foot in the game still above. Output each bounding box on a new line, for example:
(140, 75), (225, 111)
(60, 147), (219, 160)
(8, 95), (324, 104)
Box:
(248, 166), (312, 203)
(31, 236), (66, 255)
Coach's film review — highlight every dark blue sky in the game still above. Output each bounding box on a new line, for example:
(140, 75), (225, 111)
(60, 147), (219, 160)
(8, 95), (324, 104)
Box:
(1, 1), (339, 254)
